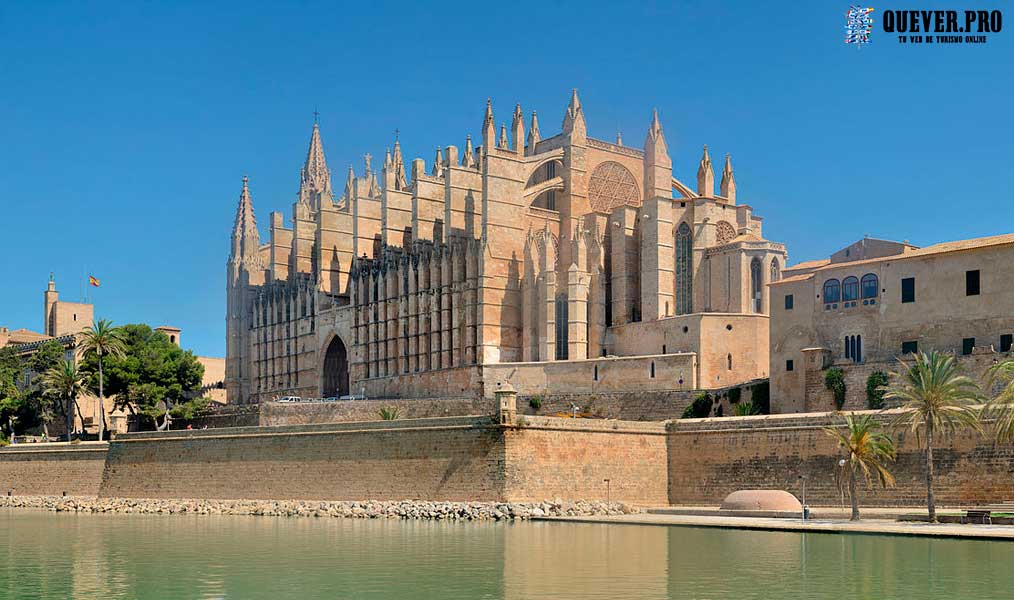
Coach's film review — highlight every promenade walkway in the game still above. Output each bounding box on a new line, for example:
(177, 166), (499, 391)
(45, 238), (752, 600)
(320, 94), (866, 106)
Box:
(535, 510), (1014, 540)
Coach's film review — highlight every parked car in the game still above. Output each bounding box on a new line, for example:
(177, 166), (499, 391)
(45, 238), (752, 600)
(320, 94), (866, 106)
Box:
(323, 397), (339, 402)
(278, 396), (301, 403)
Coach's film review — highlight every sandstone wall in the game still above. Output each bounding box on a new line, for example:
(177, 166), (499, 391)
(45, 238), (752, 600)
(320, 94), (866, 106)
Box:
(668, 410), (1014, 506)
(259, 398), (492, 426)
(99, 417), (506, 502)
(0, 443), (108, 496)
(505, 417), (668, 505)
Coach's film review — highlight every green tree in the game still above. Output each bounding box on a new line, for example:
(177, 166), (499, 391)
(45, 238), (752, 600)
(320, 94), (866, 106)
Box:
(80, 324), (204, 427)
(0, 347), (25, 440)
(681, 393), (713, 419)
(823, 414), (896, 520)
(41, 359), (86, 441)
(24, 340), (69, 438)
(884, 351), (983, 522)
(79, 319), (127, 440)
(825, 367), (847, 410)
(866, 371), (889, 409)
(984, 357), (1014, 444)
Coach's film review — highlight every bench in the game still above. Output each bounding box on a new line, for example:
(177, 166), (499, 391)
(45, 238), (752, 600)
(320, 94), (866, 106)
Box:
(962, 503), (1014, 524)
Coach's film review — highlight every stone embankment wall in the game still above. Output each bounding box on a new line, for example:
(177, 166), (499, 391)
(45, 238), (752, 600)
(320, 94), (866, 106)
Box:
(505, 417), (668, 504)
(0, 442), (108, 496)
(100, 417), (505, 502)
(668, 410), (1014, 507)
(259, 398), (491, 426)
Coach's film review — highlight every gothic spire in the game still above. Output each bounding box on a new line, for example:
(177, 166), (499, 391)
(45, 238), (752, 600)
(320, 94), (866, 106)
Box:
(644, 108), (669, 163)
(527, 110), (541, 150)
(511, 103), (524, 154)
(720, 153), (736, 202)
(696, 145), (714, 197)
(432, 147), (444, 176)
(299, 121), (333, 209)
(498, 123), (509, 149)
(462, 134), (476, 168)
(391, 132), (408, 190)
(562, 88), (586, 137)
(482, 98), (495, 148)
(344, 164), (355, 200)
(231, 175), (260, 264)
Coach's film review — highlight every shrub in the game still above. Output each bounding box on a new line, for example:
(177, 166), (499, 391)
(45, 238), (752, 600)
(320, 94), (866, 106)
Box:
(866, 371), (889, 409)
(378, 407), (400, 420)
(528, 396), (542, 411)
(733, 401), (760, 416)
(825, 367), (847, 410)
(681, 392), (713, 419)
(751, 382), (770, 414)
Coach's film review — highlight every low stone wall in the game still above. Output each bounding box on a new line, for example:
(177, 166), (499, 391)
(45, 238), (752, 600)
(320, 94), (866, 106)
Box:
(259, 397), (492, 426)
(485, 354), (698, 399)
(506, 417), (668, 505)
(0, 442), (108, 497)
(99, 417), (506, 502)
(668, 410), (1014, 507)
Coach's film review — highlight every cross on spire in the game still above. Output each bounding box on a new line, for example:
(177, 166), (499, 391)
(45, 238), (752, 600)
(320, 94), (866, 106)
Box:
(313, 106), (319, 124)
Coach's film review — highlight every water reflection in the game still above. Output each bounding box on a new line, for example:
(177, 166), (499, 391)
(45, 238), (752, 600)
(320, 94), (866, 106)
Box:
(2, 510), (1014, 599)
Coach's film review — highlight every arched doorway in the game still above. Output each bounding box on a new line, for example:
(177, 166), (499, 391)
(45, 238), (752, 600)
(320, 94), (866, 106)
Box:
(322, 336), (350, 397)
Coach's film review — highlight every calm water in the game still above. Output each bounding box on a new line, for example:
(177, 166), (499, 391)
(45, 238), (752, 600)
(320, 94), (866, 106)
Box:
(2, 510), (1014, 599)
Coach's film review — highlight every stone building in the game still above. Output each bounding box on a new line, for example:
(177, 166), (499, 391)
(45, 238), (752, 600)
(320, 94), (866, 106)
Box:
(2, 277), (225, 433)
(226, 92), (787, 404)
(769, 234), (1014, 412)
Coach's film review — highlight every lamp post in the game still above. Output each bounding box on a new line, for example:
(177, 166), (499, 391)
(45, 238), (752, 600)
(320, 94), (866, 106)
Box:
(798, 474), (808, 521)
(838, 458), (847, 519)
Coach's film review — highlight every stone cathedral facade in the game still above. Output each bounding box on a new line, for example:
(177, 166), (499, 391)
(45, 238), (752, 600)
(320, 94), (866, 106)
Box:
(226, 91), (787, 404)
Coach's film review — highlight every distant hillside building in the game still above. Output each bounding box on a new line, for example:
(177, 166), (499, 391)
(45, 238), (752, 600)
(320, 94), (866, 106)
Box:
(770, 234), (1014, 412)
(226, 92), (786, 404)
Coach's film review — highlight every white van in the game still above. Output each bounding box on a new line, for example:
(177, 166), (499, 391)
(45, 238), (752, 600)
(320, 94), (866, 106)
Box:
(278, 396), (302, 403)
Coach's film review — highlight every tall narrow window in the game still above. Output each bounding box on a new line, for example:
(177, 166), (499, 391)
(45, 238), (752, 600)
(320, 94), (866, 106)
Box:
(555, 295), (569, 360)
(650, 361), (656, 378)
(750, 257), (763, 313)
(1001, 334), (1013, 353)
(727, 354), (733, 370)
(675, 222), (693, 314)
(901, 277), (915, 303)
(856, 335), (862, 363)
(966, 270), (980, 296)
(962, 337), (975, 355)
(770, 258), (780, 283)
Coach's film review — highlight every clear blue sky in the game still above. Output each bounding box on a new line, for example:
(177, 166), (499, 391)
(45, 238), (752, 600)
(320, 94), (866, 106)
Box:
(2, 1), (1011, 357)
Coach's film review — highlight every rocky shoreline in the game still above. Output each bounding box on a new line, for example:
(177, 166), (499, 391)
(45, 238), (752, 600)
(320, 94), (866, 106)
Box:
(2, 496), (639, 521)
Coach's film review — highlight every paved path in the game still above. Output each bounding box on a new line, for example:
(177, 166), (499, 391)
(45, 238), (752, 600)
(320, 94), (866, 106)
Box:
(533, 513), (1014, 540)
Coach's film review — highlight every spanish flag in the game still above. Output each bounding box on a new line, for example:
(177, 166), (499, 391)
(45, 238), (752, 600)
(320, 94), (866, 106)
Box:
(88, 275), (100, 287)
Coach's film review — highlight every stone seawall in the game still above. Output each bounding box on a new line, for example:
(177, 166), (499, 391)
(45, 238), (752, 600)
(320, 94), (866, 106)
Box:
(0, 442), (108, 496)
(259, 398), (492, 426)
(100, 417), (506, 502)
(505, 417), (668, 505)
(668, 410), (1014, 507)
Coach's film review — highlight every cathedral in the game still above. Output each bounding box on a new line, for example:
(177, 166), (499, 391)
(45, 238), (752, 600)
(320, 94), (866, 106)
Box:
(226, 91), (787, 404)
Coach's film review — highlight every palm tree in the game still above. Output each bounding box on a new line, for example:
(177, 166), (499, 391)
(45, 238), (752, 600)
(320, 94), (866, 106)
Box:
(41, 359), (86, 442)
(823, 414), (896, 520)
(79, 319), (126, 440)
(884, 350), (983, 522)
(985, 357), (1014, 443)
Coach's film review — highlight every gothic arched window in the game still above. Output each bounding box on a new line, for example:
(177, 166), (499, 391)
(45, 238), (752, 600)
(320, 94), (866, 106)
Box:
(555, 294), (569, 360)
(843, 276), (860, 302)
(675, 222), (693, 314)
(770, 258), (780, 283)
(823, 279), (841, 304)
(750, 257), (763, 313)
(861, 273), (879, 299)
